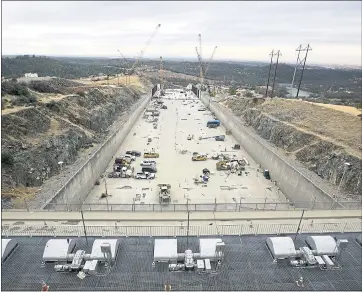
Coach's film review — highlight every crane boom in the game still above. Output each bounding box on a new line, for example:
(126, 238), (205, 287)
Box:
(131, 24), (161, 73)
(198, 34), (203, 84)
(205, 46), (217, 77)
(159, 56), (164, 94)
(195, 47), (212, 95)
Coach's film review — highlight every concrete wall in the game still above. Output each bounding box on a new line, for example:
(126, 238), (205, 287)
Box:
(201, 95), (340, 209)
(43, 93), (151, 210)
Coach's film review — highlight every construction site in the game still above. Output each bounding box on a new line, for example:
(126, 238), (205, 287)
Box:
(2, 13), (362, 292)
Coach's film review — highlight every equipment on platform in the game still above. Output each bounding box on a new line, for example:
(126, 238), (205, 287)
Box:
(266, 236), (348, 270)
(153, 238), (225, 272)
(50, 239), (121, 277)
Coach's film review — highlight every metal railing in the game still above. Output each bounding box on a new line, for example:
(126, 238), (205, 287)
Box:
(2, 200), (361, 212)
(2, 221), (361, 237)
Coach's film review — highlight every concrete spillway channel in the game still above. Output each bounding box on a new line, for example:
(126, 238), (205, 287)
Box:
(43, 89), (340, 211)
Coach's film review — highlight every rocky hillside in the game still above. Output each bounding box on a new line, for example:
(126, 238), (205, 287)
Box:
(223, 97), (362, 199)
(1, 77), (152, 205)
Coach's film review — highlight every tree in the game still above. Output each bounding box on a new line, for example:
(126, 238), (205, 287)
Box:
(245, 91), (253, 98)
(277, 86), (289, 98)
(229, 86), (237, 95)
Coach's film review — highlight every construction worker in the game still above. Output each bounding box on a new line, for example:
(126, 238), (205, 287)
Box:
(41, 281), (49, 291)
(164, 283), (172, 291)
(296, 276), (304, 287)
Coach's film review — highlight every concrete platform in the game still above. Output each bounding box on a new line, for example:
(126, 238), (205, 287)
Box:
(85, 91), (284, 206)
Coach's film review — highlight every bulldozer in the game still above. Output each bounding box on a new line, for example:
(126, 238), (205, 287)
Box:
(216, 161), (231, 171)
(158, 184), (171, 204)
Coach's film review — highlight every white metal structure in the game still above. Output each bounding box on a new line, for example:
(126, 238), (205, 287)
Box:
(266, 237), (297, 259)
(153, 239), (178, 262)
(42, 239), (77, 262)
(2, 239), (18, 262)
(305, 236), (338, 256)
(91, 239), (120, 263)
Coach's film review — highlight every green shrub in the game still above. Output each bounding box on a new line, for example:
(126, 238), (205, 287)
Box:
(1, 152), (14, 166)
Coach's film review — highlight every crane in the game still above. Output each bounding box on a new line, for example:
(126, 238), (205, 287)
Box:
(204, 46), (218, 96)
(129, 24), (161, 75)
(195, 47), (212, 96)
(159, 56), (164, 96)
(198, 34), (204, 85)
(204, 46), (218, 77)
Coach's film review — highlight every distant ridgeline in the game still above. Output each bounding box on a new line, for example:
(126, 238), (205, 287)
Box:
(2, 55), (360, 105)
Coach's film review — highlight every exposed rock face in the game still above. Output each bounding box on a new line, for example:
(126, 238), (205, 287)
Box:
(225, 97), (362, 198)
(1, 84), (150, 192)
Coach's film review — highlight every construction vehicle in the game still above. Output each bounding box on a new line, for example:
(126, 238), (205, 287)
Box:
(233, 144), (241, 150)
(144, 152), (159, 158)
(215, 135), (225, 141)
(207, 120), (220, 128)
(198, 135), (225, 141)
(158, 184), (171, 204)
(135, 172), (155, 179)
(216, 161), (231, 171)
(192, 154), (207, 161)
(264, 170), (271, 180)
(142, 164), (157, 173)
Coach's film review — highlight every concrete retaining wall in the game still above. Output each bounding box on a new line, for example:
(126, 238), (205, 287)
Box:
(43, 93), (151, 210)
(201, 95), (340, 209)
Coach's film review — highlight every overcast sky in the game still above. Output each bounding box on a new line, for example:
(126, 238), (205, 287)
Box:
(2, 1), (361, 65)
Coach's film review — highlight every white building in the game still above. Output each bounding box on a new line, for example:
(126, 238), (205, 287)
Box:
(24, 73), (38, 78)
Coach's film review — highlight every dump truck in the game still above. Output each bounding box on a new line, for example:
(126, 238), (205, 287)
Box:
(158, 184), (171, 204)
(144, 152), (159, 158)
(192, 154), (207, 161)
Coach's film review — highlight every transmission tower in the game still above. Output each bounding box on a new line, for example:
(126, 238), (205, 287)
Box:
(271, 50), (282, 98)
(290, 44), (312, 98)
(265, 50), (275, 98)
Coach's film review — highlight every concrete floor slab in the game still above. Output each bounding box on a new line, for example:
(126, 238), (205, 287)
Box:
(85, 91), (285, 206)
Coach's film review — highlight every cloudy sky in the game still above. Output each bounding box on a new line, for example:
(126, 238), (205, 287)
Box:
(2, 1), (361, 65)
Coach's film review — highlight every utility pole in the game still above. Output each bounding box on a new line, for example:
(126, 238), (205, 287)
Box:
(271, 50), (281, 98)
(295, 44), (312, 99)
(265, 50), (275, 98)
(294, 210), (305, 242)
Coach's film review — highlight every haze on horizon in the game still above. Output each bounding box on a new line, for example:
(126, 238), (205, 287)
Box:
(2, 1), (361, 66)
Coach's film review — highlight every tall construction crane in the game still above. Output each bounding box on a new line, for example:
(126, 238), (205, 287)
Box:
(198, 34), (204, 85)
(159, 56), (165, 96)
(195, 47), (212, 96)
(130, 24), (161, 75)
